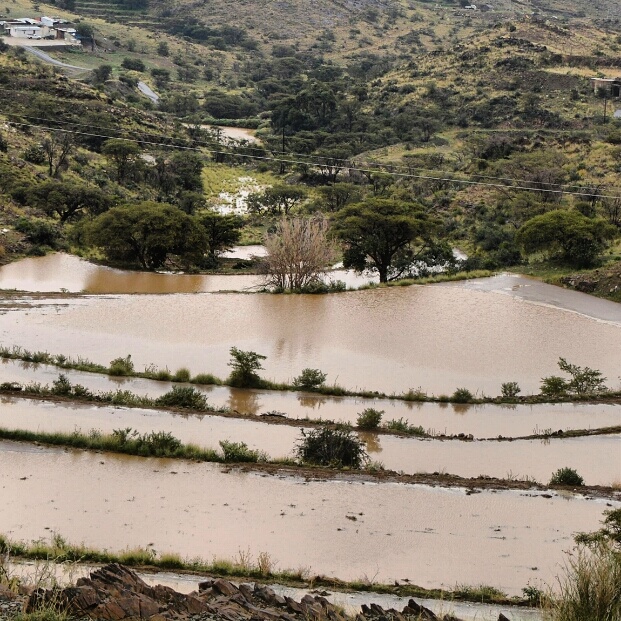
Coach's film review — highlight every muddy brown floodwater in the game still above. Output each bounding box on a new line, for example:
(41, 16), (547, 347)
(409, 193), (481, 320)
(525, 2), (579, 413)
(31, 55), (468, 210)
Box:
(0, 360), (621, 438)
(0, 253), (373, 294)
(3, 360), (621, 437)
(2, 271), (621, 394)
(1, 397), (619, 486)
(0, 439), (617, 596)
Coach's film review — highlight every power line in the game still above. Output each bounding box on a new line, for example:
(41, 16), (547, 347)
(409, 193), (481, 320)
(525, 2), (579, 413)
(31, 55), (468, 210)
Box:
(12, 111), (619, 195)
(7, 119), (621, 200)
(1, 86), (618, 195)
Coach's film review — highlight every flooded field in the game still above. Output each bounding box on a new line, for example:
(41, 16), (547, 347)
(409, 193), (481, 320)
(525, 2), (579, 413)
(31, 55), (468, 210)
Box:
(3, 360), (621, 437)
(0, 253), (373, 294)
(2, 257), (621, 599)
(2, 277), (621, 395)
(0, 440), (616, 596)
(1, 397), (619, 485)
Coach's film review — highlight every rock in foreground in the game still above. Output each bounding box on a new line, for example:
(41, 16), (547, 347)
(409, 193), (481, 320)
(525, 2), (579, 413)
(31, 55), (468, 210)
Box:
(25, 563), (459, 621)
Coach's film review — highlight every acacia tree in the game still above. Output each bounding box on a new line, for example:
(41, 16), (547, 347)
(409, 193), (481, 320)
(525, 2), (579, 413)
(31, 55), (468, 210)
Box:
(88, 202), (207, 269)
(32, 181), (111, 222)
(263, 216), (336, 291)
(247, 185), (307, 215)
(41, 131), (74, 178)
(331, 198), (434, 283)
(101, 139), (141, 183)
(516, 209), (614, 268)
(198, 212), (243, 263)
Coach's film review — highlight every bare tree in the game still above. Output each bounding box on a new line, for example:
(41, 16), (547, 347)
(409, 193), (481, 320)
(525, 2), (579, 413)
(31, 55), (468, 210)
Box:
(263, 216), (337, 291)
(41, 131), (74, 178)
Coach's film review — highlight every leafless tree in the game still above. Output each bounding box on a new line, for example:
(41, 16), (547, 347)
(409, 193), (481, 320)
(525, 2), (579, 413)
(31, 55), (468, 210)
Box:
(263, 216), (337, 291)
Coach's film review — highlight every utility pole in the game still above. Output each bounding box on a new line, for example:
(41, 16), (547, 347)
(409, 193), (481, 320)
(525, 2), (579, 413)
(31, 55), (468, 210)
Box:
(279, 126), (286, 174)
(604, 95), (608, 122)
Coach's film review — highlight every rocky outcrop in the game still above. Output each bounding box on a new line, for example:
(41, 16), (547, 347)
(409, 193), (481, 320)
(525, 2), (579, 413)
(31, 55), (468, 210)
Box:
(23, 564), (513, 621)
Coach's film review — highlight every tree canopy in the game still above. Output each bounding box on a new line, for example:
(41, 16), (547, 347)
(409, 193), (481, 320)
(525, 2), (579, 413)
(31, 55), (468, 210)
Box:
(516, 209), (614, 268)
(198, 212), (243, 262)
(331, 198), (435, 282)
(88, 202), (207, 269)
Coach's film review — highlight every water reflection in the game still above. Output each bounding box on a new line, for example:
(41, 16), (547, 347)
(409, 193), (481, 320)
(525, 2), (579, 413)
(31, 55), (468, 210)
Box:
(0, 253), (375, 294)
(2, 360), (621, 439)
(227, 389), (262, 415)
(297, 393), (329, 409)
(358, 431), (383, 454)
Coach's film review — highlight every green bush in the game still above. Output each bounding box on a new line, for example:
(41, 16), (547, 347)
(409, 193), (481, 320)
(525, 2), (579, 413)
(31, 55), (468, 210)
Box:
(172, 367), (191, 382)
(22, 144), (46, 164)
(385, 418), (426, 436)
(227, 347), (266, 388)
(121, 57), (145, 72)
(295, 428), (368, 469)
(557, 358), (607, 395)
(108, 355), (135, 377)
(292, 368), (327, 390)
(139, 431), (182, 455)
(356, 408), (383, 430)
(501, 382), (521, 399)
(219, 440), (264, 463)
(51, 374), (72, 396)
(15, 217), (62, 248)
(155, 386), (209, 409)
(550, 467), (584, 486)
(191, 373), (220, 385)
(452, 387), (474, 403)
(540, 375), (569, 397)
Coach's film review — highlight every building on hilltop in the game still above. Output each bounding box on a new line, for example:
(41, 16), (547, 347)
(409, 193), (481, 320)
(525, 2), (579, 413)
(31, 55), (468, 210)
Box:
(0, 16), (78, 42)
(590, 77), (621, 98)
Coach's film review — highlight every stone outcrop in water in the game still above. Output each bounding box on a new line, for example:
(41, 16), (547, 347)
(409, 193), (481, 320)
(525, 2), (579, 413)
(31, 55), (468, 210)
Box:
(24, 564), (466, 621)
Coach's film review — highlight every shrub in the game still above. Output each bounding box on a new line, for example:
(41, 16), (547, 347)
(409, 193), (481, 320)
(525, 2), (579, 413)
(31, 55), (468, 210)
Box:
(295, 428), (368, 469)
(292, 368), (327, 390)
(540, 375), (569, 397)
(121, 58), (145, 72)
(219, 440), (264, 463)
(172, 368), (191, 383)
(22, 144), (46, 164)
(547, 541), (621, 621)
(385, 418), (426, 436)
(227, 347), (266, 388)
(155, 386), (208, 409)
(501, 382), (521, 399)
(51, 374), (72, 396)
(15, 217), (62, 248)
(558, 358), (607, 395)
(139, 431), (182, 455)
(108, 355), (135, 377)
(452, 387), (474, 403)
(550, 467), (584, 486)
(356, 408), (383, 430)
(191, 373), (220, 385)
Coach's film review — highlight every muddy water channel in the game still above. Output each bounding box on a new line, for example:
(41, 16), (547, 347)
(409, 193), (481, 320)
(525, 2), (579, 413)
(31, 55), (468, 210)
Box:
(3, 360), (621, 437)
(2, 396), (620, 485)
(0, 253), (373, 294)
(1, 440), (617, 596)
(3, 269), (621, 395)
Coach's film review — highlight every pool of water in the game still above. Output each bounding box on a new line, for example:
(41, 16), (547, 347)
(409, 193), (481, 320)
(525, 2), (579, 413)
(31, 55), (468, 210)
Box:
(0, 440), (615, 596)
